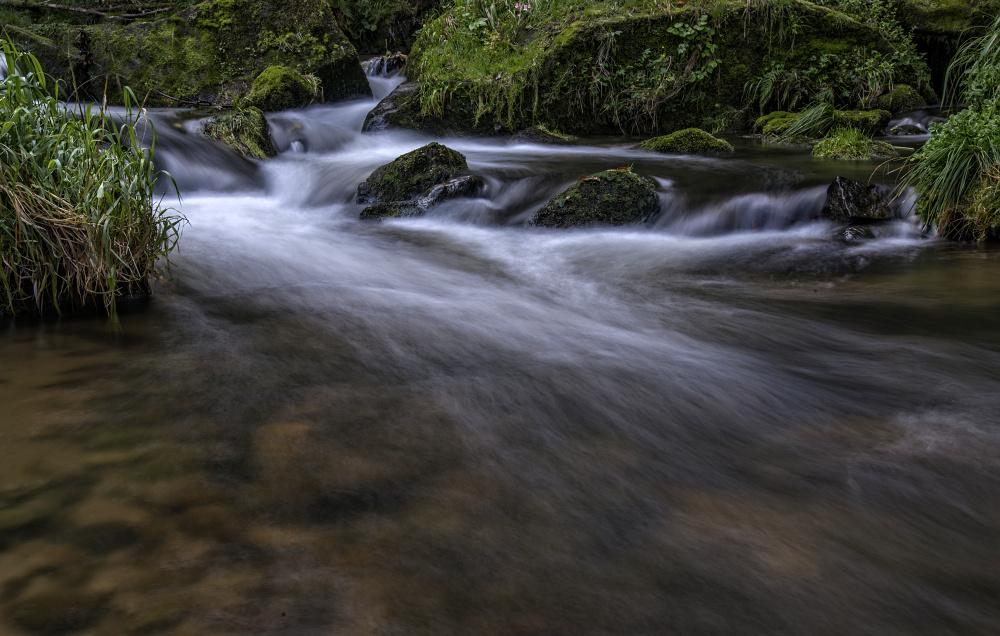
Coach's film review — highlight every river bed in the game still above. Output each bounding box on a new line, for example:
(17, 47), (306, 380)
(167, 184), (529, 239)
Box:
(1, 74), (999, 635)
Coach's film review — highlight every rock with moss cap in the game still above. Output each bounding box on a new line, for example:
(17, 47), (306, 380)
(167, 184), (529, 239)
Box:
(875, 85), (926, 114)
(833, 110), (891, 135)
(636, 128), (734, 154)
(357, 142), (469, 204)
(754, 111), (794, 133)
(529, 170), (660, 228)
(199, 107), (277, 159)
(245, 66), (316, 112)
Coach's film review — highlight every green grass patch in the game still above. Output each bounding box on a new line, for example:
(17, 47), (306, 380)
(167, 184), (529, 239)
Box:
(0, 41), (182, 320)
(812, 126), (897, 160)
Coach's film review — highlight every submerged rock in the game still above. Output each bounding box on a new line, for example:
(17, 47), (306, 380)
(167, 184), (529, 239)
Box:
(529, 170), (660, 228)
(636, 128), (734, 154)
(6, 590), (109, 635)
(888, 124), (926, 136)
(245, 66), (316, 112)
(199, 107), (278, 159)
(834, 225), (878, 242)
(357, 142), (469, 204)
(821, 177), (895, 224)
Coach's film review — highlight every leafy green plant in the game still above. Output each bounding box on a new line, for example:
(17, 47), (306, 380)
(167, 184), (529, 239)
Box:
(902, 14), (1000, 239)
(0, 41), (182, 320)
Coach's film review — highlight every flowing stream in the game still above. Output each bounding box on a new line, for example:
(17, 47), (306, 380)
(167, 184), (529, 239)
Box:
(2, 72), (1000, 635)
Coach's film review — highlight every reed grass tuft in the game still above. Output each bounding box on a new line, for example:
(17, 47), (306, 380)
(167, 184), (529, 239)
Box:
(0, 41), (182, 320)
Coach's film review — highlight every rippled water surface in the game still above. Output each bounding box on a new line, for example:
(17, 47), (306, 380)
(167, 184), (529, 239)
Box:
(2, 75), (1000, 635)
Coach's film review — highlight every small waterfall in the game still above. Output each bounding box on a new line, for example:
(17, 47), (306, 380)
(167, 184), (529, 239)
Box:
(364, 52), (407, 77)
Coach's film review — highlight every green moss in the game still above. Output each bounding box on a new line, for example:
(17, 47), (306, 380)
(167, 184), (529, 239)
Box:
(812, 127), (898, 160)
(833, 109), (891, 135)
(875, 84), (925, 113)
(245, 66), (316, 112)
(529, 169), (660, 228)
(636, 128), (734, 154)
(762, 115), (800, 136)
(357, 142), (468, 203)
(754, 111), (793, 132)
(199, 106), (277, 159)
(359, 201), (423, 220)
(12, 0), (370, 107)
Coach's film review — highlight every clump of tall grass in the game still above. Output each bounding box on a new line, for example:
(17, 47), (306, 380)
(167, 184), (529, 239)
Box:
(0, 41), (182, 319)
(902, 15), (1000, 239)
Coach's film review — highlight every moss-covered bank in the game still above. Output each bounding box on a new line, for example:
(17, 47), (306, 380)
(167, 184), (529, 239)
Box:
(2, 0), (370, 107)
(371, 0), (933, 136)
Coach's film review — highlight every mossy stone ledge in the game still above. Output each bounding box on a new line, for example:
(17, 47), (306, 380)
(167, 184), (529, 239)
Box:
(245, 66), (316, 112)
(636, 128), (734, 154)
(357, 142), (469, 204)
(529, 170), (660, 228)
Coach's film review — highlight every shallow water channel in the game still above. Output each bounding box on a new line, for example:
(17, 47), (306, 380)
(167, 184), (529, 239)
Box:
(2, 74), (1000, 635)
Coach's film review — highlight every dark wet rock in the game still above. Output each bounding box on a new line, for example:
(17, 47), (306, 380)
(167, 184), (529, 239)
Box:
(362, 80), (513, 136)
(835, 225), (879, 242)
(420, 175), (485, 206)
(821, 177), (895, 224)
(529, 170), (660, 228)
(6, 590), (108, 635)
(366, 52), (407, 76)
(199, 107), (278, 159)
(357, 142), (468, 204)
(888, 124), (926, 136)
(360, 176), (485, 220)
(511, 126), (576, 145)
(244, 66), (317, 112)
(636, 128), (734, 154)
(876, 84), (926, 114)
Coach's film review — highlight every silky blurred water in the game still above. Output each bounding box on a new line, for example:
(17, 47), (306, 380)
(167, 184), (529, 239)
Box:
(1, 76), (999, 635)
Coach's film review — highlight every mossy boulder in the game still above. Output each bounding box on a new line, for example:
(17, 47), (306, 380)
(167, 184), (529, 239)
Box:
(199, 106), (277, 159)
(762, 115), (800, 137)
(7, 0), (370, 107)
(363, 80), (514, 136)
(245, 66), (316, 112)
(833, 109), (892, 135)
(357, 142), (468, 204)
(636, 128), (734, 154)
(875, 84), (926, 113)
(754, 111), (793, 132)
(529, 170), (660, 228)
